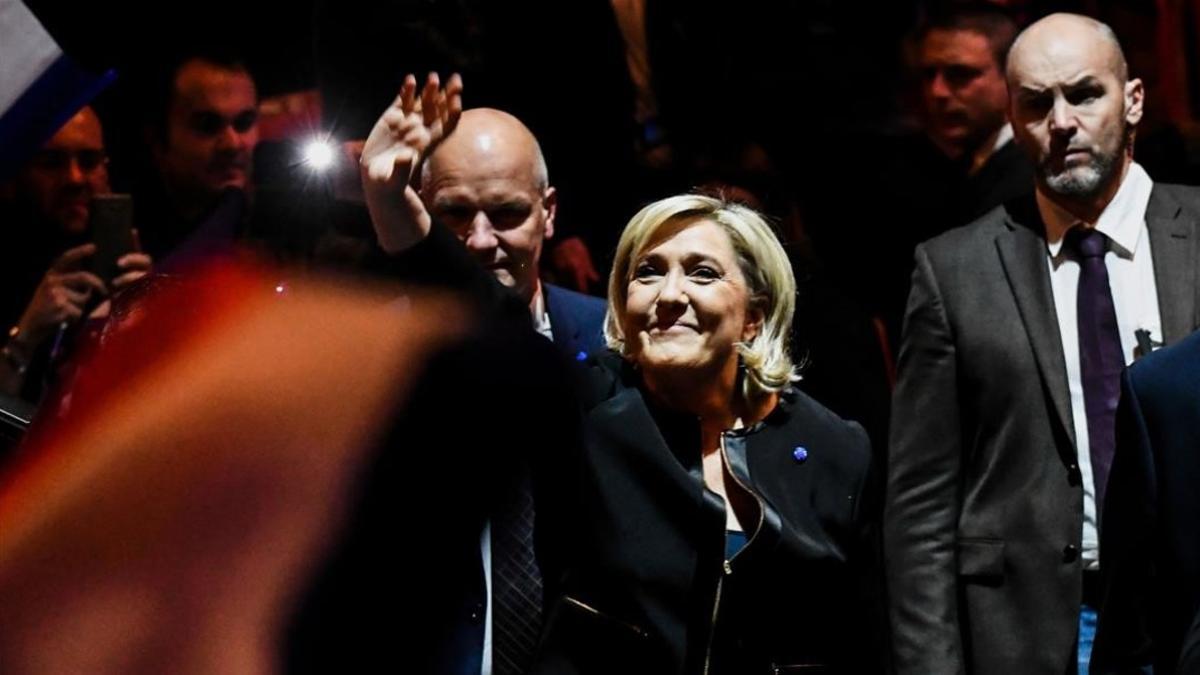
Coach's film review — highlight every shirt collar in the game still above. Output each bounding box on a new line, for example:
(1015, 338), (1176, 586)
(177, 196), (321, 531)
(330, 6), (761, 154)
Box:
(969, 123), (1014, 175)
(992, 122), (1014, 153)
(530, 280), (553, 340)
(1041, 162), (1153, 258)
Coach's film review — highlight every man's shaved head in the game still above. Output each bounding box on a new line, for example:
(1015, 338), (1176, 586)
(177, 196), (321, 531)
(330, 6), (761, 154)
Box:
(423, 108), (548, 191)
(419, 108), (557, 306)
(1005, 12), (1143, 216)
(1007, 13), (1128, 87)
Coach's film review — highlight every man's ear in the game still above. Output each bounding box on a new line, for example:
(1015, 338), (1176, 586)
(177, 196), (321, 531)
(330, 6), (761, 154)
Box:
(542, 186), (557, 240)
(1125, 77), (1145, 128)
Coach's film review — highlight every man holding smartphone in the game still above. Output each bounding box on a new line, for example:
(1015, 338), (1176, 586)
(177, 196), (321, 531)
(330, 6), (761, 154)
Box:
(0, 105), (150, 403)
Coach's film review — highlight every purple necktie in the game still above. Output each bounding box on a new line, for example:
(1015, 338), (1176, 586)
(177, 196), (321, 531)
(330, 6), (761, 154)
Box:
(1067, 227), (1124, 514)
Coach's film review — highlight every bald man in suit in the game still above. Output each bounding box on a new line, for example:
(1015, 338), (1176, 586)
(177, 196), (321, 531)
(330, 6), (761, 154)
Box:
(886, 14), (1200, 674)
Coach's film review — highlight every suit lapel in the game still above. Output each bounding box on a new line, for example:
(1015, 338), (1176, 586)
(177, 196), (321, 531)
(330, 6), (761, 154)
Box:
(995, 197), (1076, 450)
(1146, 187), (1198, 344)
(543, 284), (578, 354)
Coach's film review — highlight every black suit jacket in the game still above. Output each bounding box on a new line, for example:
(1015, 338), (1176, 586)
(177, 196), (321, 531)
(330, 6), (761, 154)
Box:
(816, 134), (1035, 354)
(283, 225), (584, 673)
(533, 353), (884, 674)
(886, 184), (1200, 675)
(1178, 608), (1200, 674)
(1092, 329), (1200, 674)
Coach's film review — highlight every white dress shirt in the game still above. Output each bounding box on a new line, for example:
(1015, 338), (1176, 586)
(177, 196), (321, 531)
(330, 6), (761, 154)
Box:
(1039, 162), (1161, 570)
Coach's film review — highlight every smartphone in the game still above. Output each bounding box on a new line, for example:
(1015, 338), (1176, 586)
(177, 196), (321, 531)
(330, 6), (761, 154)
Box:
(87, 193), (135, 285)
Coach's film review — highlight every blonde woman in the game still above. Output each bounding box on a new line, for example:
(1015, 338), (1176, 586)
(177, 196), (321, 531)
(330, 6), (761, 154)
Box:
(529, 194), (883, 674)
(360, 75), (885, 675)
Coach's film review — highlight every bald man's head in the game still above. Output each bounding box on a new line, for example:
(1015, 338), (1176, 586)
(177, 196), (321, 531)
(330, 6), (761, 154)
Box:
(419, 108), (557, 306)
(1007, 13), (1128, 86)
(423, 108), (548, 191)
(1006, 13), (1143, 214)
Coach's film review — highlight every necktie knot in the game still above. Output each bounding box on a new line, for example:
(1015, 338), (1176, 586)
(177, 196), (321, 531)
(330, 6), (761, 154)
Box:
(1066, 226), (1108, 259)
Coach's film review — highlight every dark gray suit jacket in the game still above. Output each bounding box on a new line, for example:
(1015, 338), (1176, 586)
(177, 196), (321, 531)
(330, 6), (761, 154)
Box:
(885, 184), (1200, 675)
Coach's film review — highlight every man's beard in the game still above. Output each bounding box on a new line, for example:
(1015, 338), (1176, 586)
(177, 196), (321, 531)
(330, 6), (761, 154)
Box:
(1039, 133), (1126, 201)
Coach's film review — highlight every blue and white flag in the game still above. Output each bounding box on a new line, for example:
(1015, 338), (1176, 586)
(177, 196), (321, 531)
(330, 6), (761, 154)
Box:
(0, 0), (115, 179)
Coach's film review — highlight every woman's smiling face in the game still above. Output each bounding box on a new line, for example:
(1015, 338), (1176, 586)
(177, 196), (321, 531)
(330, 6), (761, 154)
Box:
(621, 217), (760, 377)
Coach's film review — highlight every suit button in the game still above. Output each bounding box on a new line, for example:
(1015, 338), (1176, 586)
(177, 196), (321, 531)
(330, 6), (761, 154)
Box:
(1063, 544), (1079, 563)
(469, 602), (485, 624)
(1068, 463), (1079, 472)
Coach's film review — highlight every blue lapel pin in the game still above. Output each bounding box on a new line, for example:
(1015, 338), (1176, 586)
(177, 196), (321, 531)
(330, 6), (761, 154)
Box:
(792, 446), (809, 463)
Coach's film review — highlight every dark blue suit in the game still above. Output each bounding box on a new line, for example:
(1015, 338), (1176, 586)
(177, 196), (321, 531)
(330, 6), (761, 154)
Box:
(543, 282), (607, 363)
(1093, 329), (1200, 674)
(443, 282), (605, 675)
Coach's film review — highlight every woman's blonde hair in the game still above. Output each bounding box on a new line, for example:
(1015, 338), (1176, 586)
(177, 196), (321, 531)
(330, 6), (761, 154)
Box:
(604, 193), (798, 401)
